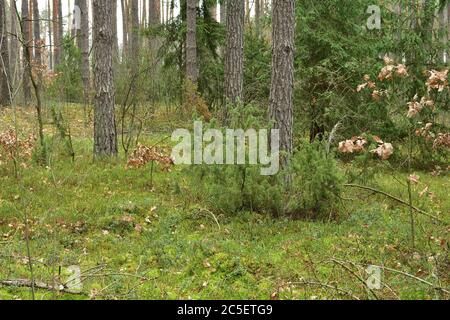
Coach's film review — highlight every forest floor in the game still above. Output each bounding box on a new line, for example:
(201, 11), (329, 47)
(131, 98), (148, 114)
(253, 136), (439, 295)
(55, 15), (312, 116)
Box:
(0, 106), (448, 300)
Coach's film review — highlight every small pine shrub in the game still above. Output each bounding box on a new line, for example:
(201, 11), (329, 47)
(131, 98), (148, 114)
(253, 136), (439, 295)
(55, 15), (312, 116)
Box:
(287, 142), (345, 217)
(189, 141), (344, 219)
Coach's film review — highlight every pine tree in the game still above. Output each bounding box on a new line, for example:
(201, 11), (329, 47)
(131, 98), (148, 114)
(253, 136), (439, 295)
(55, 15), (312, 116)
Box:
(223, 0), (244, 118)
(22, 0), (32, 104)
(0, 0), (11, 106)
(269, 0), (295, 168)
(186, 0), (198, 85)
(93, 0), (118, 157)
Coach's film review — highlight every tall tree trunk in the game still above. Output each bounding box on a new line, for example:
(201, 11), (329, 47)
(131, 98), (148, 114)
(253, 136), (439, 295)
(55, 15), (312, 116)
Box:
(142, 0), (147, 28)
(74, 0), (81, 47)
(0, 0), (11, 106)
(78, 0), (90, 106)
(47, 0), (53, 70)
(68, 0), (73, 34)
(32, 0), (42, 67)
(149, 0), (160, 25)
(52, 0), (60, 67)
(131, 0), (140, 56)
(165, 0), (169, 22)
(10, 0), (19, 88)
(245, 0), (250, 25)
(22, 0), (32, 104)
(93, 0), (118, 157)
(58, 0), (63, 59)
(112, 0), (119, 59)
(18, 0), (47, 162)
(255, 0), (261, 35)
(439, 1), (448, 63)
(149, 0), (160, 53)
(269, 0), (295, 167)
(186, 0), (198, 85)
(224, 0), (244, 117)
(130, 0), (140, 99)
(448, 2), (450, 42)
(121, 0), (129, 59)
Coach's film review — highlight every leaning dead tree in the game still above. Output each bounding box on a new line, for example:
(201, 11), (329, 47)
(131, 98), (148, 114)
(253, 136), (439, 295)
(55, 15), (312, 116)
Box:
(15, 2), (47, 163)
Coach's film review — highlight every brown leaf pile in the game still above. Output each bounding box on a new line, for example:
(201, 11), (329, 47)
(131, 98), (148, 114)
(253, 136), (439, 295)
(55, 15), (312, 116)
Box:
(356, 75), (387, 101)
(407, 95), (434, 118)
(126, 144), (174, 171)
(426, 69), (449, 92)
(338, 136), (368, 154)
(338, 135), (394, 160)
(0, 130), (36, 162)
(370, 142), (394, 160)
(433, 133), (450, 149)
(415, 123), (433, 141)
(377, 56), (409, 81)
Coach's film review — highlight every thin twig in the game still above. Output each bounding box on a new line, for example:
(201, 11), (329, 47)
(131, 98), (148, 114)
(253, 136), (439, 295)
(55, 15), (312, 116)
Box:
(331, 259), (380, 300)
(344, 184), (445, 223)
(369, 265), (449, 294)
(290, 280), (360, 300)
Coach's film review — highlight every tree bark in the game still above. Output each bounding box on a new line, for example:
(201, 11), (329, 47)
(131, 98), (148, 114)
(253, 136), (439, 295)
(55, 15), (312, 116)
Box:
(52, 0), (60, 67)
(165, 0), (169, 23)
(186, 0), (198, 85)
(0, 0), (11, 106)
(448, 2), (450, 42)
(148, 0), (160, 54)
(121, 0), (129, 59)
(269, 0), (295, 167)
(58, 0), (63, 58)
(78, 0), (90, 106)
(112, 0), (119, 60)
(255, 0), (261, 35)
(22, 0), (32, 104)
(9, 0), (18, 89)
(142, 0), (147, 28)
(130, 0), (140, 98)
(74, 0), (81, 47)
(32, 0), (41, 67)
(131, 0), (140, 56)
(149, 0), (160, 26)
(47, 0), (53, 70)
(93, 0), (118, 157)
(224, 0), (244, 115)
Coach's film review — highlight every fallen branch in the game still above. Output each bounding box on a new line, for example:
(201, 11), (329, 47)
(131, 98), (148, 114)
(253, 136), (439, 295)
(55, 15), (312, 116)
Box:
(344, 184), (445, 223)
(0, 279), (84, 295)
(331, 259), (380, 300)
(290, 280), (360, 300)
(361, 264), (449, 295)
(332, 259), (449, 296)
